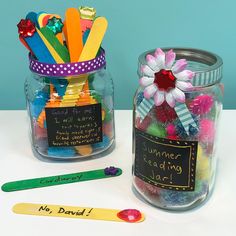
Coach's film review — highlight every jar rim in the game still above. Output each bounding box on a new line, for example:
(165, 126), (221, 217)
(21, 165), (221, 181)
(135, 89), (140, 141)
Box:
(29, 48), (106, 77)
(138, 48), (223, 87)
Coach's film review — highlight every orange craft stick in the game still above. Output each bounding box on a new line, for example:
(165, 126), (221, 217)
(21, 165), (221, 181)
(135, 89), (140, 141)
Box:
(64, 8), (83, 62)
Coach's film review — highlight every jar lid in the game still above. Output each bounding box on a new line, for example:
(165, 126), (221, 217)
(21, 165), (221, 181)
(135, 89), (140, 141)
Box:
(29, 48), (106, 77)
(138, 48), (223, 87)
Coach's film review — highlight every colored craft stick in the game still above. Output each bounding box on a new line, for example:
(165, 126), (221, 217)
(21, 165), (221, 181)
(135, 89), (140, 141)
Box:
(2, 167), (122, 192)
(50, 15), (64, 44)
(19, 36), (32, 53)
(65, 8), (83, 62)
(36, 28), (64, 63)
(24, 29), (56, 64)
(26, 12), (39, 28)
(40, 27), (70, 62)
(13, 203), (145, 223)
(41, 14), (64, 44)
(37, 12), (48, 28)
(79, 17), (108, 61)
(62, 17), (108, 106)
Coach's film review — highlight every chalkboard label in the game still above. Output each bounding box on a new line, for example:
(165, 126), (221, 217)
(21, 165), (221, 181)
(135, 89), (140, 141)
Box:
(45, 104), (102, 147)
(134, 128), (198, 191)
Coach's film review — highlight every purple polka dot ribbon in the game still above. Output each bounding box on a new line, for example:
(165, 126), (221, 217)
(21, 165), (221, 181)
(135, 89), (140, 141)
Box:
(29, 49), (106, 77)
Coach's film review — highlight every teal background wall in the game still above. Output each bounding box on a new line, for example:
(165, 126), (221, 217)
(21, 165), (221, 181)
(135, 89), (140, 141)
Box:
(0, 0), (235, 109)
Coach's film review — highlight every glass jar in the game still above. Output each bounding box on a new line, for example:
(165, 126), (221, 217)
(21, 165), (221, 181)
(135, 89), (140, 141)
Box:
(133, 48), (223, 211)
(25, 49), (115, 161)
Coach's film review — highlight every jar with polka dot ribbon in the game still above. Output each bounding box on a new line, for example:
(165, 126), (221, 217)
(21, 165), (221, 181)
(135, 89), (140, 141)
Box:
(25, 48), (115, 160)
(132, 48), (223, 211)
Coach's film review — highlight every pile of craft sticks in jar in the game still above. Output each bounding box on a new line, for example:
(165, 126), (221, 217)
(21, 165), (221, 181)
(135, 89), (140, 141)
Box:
(17, 7), (111, 156)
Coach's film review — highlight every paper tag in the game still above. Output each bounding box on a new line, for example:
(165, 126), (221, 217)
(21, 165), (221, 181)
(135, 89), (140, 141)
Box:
(1, 167), (122, 192)
(45, 104), (103, 147)
(13, 203), (145, 223)
(134, 128), (198, 191)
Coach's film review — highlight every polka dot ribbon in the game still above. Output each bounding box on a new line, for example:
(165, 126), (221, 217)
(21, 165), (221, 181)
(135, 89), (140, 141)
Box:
(29, 48), (106, 77)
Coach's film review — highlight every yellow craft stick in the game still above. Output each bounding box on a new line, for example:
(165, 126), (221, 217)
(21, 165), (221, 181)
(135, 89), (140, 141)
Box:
(13, 203), (145, 223)
(79, 17), (108, 61)
(36, 28), (64, 63)
(65, 8), (83, 62)
(38, 13), (48, 28)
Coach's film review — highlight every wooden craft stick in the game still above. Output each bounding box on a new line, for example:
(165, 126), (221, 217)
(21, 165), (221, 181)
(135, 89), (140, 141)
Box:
(2, 167), (122, 192)
(64, 8), (83, 62)
(36, 28), (64, 63)
(79, 17), (108, 61)
(40, 27), (70, 62)
(13, 203), (145, 223)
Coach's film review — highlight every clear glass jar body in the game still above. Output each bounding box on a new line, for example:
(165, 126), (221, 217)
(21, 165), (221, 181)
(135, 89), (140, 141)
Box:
(132, 48), (223, 211)
(25, 67), (115, 161)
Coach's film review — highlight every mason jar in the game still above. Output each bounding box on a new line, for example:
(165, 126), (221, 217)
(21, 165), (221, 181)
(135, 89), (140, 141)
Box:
(25, 48), (115, 161)
(133, 48), (223, 211)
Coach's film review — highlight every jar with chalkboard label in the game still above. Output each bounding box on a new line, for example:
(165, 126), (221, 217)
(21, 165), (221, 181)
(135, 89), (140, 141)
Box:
(25, 48), (115, 160)
(133, 48), (223, 210)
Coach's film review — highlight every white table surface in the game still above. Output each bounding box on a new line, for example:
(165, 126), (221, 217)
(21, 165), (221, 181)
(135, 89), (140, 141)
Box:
(0, 110), (235, 236)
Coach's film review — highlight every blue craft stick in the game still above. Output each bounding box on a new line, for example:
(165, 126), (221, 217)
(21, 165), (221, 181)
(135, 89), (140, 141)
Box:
(24, 31), (56, 64)
(83, 29), (90, 44)
(26, 12), (39, 28)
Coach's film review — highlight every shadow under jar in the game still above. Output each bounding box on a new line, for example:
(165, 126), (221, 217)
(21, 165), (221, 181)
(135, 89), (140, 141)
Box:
(133, 48), (223, 211)
(25, 49), (115, 161)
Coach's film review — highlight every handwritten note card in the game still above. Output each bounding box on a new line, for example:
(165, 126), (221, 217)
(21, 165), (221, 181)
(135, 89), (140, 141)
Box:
(45, 104), (102, 147)
(134, 128), (198, 191)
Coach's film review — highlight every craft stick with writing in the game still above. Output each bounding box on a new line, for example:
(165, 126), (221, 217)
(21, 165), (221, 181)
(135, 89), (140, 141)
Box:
(13, 203), (145, 223)
(2, 167), (122, 192)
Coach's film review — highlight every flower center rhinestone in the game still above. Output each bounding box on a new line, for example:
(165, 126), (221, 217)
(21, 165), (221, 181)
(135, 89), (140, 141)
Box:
(154, 69), (176, 91)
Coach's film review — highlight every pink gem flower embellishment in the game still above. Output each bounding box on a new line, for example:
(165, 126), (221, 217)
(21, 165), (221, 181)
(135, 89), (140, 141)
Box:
(140, 48), (195, 107)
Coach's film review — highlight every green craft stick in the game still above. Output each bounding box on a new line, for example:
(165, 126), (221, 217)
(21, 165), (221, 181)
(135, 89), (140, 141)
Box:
(1, 168), (122, 192)
(40, 27), (70, 62)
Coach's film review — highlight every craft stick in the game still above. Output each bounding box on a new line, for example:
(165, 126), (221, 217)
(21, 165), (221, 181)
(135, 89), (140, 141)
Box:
(40, 27), (70, 62)
(64, 8), (83, 62)
(26, 12), (39, 28)
(37, 12), (48, 28)
(49, 15), (64, 44)
(13, 203), (145, 223)
(2, 167), (122, 192)
(23, 28), (56, 63)
(79, 17), (108, 61)
(41, 14), (64, 44)
(19, 36), (32, 53)
(36, 28), (64, 63)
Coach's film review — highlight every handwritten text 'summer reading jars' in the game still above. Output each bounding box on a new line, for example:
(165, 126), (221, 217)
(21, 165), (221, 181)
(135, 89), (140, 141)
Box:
(17, 7), (115, 160)
(133, 48), (223, 211)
